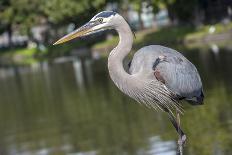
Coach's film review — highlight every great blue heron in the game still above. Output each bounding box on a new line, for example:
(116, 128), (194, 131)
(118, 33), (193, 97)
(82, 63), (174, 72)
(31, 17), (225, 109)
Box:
(54, 11), (204, 154)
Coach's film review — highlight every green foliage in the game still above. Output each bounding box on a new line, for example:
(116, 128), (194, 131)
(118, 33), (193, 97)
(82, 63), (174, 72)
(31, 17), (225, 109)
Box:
(43, 0), (105, 24)
(150, 0), (169, 14)
(149, 0), (200, 24)
(168, 0), (198, 23)
(0, 0), (106, 35)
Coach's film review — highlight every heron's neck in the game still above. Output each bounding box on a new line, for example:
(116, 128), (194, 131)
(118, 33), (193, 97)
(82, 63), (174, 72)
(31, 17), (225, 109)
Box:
(108, 19), (134, 92)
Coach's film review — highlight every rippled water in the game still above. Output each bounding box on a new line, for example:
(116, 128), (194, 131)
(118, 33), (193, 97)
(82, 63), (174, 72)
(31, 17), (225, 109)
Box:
(0, 47), (231, 155)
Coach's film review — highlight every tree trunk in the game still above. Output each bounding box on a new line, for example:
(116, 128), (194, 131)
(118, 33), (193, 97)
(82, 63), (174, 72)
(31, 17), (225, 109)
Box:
(7, 24), (12, 48)
(138, 5), (144, 29)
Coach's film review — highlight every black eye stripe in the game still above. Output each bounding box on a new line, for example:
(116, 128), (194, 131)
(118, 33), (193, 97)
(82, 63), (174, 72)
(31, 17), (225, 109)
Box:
(94, 11), (116, 19)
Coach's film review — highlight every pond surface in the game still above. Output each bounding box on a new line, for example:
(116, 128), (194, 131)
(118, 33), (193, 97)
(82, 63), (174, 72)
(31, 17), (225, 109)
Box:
(0, 47), (231, 155)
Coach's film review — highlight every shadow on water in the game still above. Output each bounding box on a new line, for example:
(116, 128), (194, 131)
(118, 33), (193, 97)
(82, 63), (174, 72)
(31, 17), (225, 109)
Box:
(0, 47), (231, 155)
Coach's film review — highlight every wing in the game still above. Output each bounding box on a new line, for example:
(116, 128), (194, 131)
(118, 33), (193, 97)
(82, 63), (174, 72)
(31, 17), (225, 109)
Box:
(129, 45), (204, 105)
(154, 54), (204, 104)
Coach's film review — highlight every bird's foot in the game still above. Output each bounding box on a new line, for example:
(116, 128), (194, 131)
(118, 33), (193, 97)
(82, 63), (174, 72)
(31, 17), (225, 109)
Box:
(177, 135), (186, 155)
(178, 134), (187, 146)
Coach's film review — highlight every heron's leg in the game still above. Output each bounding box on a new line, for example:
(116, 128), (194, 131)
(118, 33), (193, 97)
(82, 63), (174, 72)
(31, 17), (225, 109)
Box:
(166, 111), (187, 144)
(176, 111), (186, 155)
(166, 111), (186, 155)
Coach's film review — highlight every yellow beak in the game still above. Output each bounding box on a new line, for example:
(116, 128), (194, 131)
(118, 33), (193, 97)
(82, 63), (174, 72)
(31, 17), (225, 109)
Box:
(53, 22), (94, 45)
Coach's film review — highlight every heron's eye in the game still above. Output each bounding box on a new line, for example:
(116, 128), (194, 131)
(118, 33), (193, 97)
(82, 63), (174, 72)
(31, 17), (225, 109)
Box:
(98, 18), (103, 23)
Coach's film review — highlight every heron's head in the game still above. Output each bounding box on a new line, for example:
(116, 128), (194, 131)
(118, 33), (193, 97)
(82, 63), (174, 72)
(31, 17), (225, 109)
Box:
(53, 11), (119, 45)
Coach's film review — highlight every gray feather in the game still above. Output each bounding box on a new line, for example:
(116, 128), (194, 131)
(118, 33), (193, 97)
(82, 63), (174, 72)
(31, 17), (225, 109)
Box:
(129, 45), (204, 104)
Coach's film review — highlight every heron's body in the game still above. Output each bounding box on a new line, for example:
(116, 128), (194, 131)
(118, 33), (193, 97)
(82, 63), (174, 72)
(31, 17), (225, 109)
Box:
(54, 11), (204, 154)
(106, 14), (204, 111)
(129, 45), (204, 105)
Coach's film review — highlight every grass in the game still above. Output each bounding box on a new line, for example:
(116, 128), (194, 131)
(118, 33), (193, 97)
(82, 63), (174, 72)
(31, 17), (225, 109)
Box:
(185, 22), (232, 42)
(0, 48), (39, 65)
(2, 47), (37, 56)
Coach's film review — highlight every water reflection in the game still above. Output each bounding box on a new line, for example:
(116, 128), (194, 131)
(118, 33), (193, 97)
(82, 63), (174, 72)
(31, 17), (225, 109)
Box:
(0, 48), (231, 155)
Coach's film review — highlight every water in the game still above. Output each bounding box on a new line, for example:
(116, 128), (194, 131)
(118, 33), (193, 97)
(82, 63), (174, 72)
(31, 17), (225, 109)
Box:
(0, 47), (231, 155)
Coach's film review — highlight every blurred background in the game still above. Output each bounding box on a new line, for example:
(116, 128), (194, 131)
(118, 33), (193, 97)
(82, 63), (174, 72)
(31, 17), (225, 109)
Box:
(0, 0), (232, 155)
